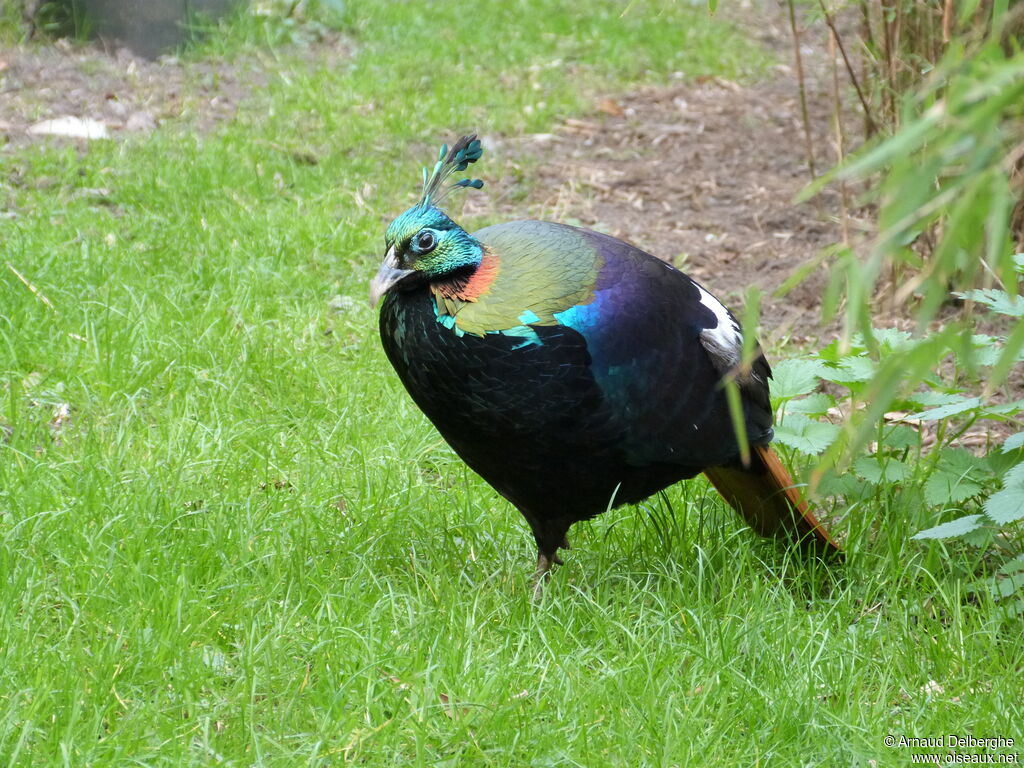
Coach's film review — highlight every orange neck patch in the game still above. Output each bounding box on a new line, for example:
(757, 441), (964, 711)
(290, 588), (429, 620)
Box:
(433, 248), (499, 303)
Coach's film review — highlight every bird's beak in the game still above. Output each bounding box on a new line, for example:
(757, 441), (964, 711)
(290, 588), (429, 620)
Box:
(369, 246), (414, 308)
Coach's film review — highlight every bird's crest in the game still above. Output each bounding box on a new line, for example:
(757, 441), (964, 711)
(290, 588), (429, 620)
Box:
(419, 134), (484, 208)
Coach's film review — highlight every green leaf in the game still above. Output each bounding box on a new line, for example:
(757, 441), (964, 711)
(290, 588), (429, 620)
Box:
(1003, 432), (1024, 453)
(865, 328), (915, 351)
(782, 393), (833, 416)
(924, 476), (983, 506)
(841, 356), (877, 383)
(813, 328), (962, 476)
(775, 248), (833, 298)
(968, 334), (1002, 366)
(997, 600), (1024, 619)
(908, 397), (983, 421)
(738, 285), (761, 370)
(962, 526), (995, 548)
(953, 289), (1024, 317)
(1000, 554), (1024, 576)
(938, 447), (987, 475)
(772, 414), (841, 455)
(903, 390), (966, 408)
(815, 470), (872, 499)
(835, 106), (943, 181)
(924, 462), (983, 506)
(984, 398), (1024, 416)
(985, 449), (1022, 477)
(854, 456), (910, 484)
(822, 356), (875, 384)
(881, 424), (920, 450)
(770, 359), (825, 400)
(984, 173), (1013, 294)
(994, 575), (1024, 599)
(984, 462), (1024, 524)
(989, 319), (1024, 391)
(815, 337), (866, 363)
(315, 0), (347, 26)
(723, 377), (749, 468)
(912, 514), (984, 540)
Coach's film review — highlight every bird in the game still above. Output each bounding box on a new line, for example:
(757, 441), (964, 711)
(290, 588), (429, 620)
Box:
(370, 135), (841, 589)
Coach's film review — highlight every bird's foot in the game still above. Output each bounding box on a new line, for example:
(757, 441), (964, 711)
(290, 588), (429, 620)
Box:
(531, 574), (547, 601)
(531, 549), (563, 599)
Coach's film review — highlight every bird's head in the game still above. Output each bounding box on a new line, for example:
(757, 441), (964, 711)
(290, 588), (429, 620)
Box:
(370, 135), (485, 307)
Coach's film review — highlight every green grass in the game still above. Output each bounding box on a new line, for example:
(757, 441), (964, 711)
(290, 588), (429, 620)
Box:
(1, 1), (1021, 765)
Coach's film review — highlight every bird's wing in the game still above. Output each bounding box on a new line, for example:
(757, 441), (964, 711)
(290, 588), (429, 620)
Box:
(479, 222), (772, 469)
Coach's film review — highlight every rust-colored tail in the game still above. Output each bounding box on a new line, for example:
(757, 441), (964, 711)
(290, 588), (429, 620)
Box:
(704, 445), (841, 555)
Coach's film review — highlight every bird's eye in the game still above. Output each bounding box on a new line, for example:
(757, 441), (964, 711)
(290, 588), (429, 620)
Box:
(414, 230), (437, 253)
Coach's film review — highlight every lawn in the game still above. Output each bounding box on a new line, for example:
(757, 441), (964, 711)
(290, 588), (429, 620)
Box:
(1, 1), (1021, 765)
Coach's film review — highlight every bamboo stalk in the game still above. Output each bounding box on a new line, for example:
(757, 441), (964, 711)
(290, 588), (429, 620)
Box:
(819, 0), (879, 136)
(882, 0), (898, 127)
(828, 27), (852, 247)
(786, 0), (817, 179)
(860, 0), (877, 139)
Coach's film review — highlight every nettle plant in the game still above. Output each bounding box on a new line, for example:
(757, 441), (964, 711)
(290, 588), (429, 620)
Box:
(771, 256), (1024, 615)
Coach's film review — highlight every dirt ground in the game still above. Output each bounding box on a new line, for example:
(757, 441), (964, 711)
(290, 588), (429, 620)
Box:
(3, 7), (858, 342)
(0, 40), (257, 140)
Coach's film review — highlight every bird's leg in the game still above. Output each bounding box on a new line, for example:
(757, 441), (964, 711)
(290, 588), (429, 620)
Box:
(532, 549), (558, 599)
(535, 548), (562, 574)
(526, 518), (572, 598)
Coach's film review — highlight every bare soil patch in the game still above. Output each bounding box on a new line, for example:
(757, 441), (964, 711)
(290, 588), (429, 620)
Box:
(1, 42), (258, 143)
(0, 34), (350, 146)
(501, 80), (844, 340)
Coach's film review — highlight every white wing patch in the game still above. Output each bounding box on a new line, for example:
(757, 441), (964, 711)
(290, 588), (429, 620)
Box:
(695, 282), (743, 373)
